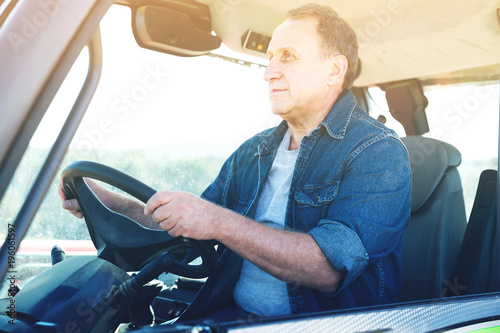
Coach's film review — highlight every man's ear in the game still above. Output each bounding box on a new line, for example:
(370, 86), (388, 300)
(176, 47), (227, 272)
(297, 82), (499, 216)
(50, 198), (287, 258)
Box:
(327, 55), (348, 87)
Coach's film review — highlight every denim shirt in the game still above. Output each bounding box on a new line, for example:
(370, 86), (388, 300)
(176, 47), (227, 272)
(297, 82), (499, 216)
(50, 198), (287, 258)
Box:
(180, 90), (411, 319)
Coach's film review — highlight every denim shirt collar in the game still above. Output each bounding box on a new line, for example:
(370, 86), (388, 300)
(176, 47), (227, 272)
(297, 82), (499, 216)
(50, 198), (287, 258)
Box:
(257, 90), (357, 156)
(319, 89), (357, 139)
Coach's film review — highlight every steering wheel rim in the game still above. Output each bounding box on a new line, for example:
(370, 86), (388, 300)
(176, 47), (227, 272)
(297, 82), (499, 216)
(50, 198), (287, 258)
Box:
(61, 160), (217, 279)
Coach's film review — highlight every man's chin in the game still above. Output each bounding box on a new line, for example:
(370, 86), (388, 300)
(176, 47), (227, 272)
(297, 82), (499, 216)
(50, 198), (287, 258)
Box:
(270, 104), (293, 117)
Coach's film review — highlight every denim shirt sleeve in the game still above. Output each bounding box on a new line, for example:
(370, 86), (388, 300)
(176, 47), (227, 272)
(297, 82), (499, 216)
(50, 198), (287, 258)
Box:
(308, 136), (411, 295)
(201, 152), (235, 206)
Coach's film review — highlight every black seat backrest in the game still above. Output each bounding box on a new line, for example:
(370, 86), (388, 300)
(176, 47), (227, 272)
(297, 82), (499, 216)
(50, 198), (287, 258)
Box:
(399, 136), (468, 301)
(446, 169), (499, 296)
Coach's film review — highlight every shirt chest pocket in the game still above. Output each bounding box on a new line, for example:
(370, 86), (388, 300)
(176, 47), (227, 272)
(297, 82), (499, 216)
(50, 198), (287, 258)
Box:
(294, 182), (340, 230)
(295, 181), (340, 207)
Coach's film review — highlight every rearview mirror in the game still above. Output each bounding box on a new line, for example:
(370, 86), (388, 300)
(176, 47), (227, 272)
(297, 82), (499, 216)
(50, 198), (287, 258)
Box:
(131, 4), (221, 57)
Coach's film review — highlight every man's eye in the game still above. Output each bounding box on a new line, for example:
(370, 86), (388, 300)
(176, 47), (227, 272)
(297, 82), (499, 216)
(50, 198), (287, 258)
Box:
(282, 52), (294, 61)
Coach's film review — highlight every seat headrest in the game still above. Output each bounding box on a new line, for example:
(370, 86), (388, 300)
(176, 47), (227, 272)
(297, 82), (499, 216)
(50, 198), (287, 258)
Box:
(401, 136), (461, 212)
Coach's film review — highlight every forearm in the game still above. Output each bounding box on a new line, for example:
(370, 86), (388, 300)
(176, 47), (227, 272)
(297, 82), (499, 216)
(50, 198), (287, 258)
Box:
(144, 191), (345, 292)
(111, 195), (161, 230)
(215, 208), (345, 293)
(86, 179), (161, 230)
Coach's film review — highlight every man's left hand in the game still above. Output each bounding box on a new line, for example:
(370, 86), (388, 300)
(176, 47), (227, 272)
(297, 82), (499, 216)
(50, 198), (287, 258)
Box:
(144, 191), (220, 239)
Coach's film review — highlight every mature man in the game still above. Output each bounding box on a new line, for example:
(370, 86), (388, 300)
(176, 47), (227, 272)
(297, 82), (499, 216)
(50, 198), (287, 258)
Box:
(60, 3), (411, 320)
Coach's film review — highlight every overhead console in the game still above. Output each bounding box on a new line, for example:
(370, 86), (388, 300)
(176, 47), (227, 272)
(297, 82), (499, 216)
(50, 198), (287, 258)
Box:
(241, 29), (271, 55)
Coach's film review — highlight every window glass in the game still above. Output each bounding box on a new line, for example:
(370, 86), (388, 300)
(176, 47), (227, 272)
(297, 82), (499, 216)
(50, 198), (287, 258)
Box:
(0, 48), (89, 239)
(26, 5), (273, 240)
(424, 82), (499, 216)
(368, 82), (499, 217)
(366, 87), (405, 136)
(0, 44), (89, 295)
(0, 4), (272, 293)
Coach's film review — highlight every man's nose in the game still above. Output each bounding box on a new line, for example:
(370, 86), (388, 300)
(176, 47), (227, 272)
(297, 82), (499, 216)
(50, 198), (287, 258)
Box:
(264, 59), (282, 82)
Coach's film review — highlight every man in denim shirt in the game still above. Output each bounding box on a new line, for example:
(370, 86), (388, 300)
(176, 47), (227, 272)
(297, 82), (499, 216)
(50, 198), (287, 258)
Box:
(61, 3), (411, 320)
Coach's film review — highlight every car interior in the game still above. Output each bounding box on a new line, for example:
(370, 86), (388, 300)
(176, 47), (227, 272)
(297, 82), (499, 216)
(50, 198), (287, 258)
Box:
(0, 0), (499, 332)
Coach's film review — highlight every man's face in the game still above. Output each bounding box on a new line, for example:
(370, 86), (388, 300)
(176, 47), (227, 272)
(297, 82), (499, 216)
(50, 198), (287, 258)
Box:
(264, 17), (336, 123)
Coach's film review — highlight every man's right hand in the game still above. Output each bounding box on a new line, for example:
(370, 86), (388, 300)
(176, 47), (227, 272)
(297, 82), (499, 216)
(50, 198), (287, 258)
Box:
(58, 181), (83, 219)
(58, 178), (105, 219)
(57, 177), (160, 230)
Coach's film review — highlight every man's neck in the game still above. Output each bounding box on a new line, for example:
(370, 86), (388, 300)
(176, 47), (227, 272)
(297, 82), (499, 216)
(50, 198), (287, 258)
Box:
(286, 90), (342, 150)
(287, 126), (307, 151)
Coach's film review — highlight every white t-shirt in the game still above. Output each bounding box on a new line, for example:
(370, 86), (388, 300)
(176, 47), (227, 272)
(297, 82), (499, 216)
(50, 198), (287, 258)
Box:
(233, 130), (299, 316)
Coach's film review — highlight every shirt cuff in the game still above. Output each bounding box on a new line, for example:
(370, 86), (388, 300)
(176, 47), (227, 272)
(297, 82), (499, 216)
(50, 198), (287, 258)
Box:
(308, 220), (369, 295)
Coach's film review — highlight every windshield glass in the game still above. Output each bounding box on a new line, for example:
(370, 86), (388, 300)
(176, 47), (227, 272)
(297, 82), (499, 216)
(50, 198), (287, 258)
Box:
(3, 5), (272, 241)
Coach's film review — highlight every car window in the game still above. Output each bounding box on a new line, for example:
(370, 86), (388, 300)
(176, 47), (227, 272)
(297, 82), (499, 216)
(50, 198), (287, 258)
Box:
(65, 5), (273, 178)
(368, 82), (499, 217)
(0, 5), (272, 294)
(0, 42), (91, 295)
(424, 82), (499, 216)
(0, 48), (90, 240)
(2, 5), (273, 244)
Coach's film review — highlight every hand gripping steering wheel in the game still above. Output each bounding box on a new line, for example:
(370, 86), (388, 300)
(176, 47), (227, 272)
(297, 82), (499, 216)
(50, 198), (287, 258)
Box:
(61, 160), (217, 279)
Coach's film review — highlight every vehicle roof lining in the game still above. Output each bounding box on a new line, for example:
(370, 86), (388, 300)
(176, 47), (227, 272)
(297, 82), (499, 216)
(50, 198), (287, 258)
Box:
(121, 0), (500, 87)
(217, 0), (500, 87)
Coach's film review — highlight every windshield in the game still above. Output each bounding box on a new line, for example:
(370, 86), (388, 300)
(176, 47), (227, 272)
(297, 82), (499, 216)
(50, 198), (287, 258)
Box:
(0, 5), (272, 292)
(0, 5), (273, 241)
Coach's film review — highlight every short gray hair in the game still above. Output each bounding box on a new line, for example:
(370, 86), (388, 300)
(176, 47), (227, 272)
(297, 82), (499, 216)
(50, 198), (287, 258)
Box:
(287, 3), (360, 89)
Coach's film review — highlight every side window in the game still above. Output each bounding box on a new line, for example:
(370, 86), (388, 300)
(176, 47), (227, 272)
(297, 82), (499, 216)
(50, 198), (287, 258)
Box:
(0, 46), (90, 296)
(424, 83), (499, 216)
(0, 48), (90, 241)
(366, 87), (405, 137)
(367, 83), (499, 217)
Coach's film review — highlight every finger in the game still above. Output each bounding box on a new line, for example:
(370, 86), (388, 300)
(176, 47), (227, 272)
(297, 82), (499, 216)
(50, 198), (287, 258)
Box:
(144, 191), (174, 216)
(151, 203), (174, 224)
(72, 210), (84, 219)
(62, 199), (80, 211)
(161, 221), (183, 237)
(58, 183), (68, 202)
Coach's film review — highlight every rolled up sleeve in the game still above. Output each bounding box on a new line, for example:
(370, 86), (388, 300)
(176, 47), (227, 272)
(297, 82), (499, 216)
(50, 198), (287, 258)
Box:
(307, 136), (411, 295)
(309, 221), (369, 293)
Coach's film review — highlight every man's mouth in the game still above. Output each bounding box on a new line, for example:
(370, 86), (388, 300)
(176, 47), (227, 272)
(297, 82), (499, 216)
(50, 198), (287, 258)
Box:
(270, 88), (287, 94)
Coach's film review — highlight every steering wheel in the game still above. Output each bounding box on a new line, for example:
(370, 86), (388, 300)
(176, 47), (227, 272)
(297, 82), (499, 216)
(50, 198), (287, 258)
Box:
(60, 160), (217, 279)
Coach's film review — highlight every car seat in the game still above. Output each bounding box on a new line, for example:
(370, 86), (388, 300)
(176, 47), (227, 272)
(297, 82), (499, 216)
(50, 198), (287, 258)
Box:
(399, 136), (467, 301)
(447, 169), (499, 296)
